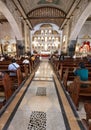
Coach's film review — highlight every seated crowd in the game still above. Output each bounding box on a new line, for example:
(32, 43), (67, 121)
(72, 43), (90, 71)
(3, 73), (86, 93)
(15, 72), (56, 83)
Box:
(0, 54), (40, 109)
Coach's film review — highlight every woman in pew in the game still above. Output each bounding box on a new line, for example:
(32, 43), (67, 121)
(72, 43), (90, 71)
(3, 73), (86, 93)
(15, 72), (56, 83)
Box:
(74, 62), (88, 81)
(71, 62), (91, 93)
(68, 62), (89, 92)
(73, 62), (88, 88)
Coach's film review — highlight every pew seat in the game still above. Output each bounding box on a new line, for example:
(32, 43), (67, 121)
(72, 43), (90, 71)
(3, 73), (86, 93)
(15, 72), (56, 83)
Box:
(69, 77), (91, 109)
(0, 73), (12, 109)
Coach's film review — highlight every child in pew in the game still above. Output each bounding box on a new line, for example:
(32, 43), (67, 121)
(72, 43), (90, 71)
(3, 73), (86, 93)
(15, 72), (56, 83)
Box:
(8, 59), (20, 76)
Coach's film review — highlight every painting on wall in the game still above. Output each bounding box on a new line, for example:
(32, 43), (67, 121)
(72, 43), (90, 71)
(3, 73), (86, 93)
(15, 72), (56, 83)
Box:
(79, 41), (91, 53)
(38, 0), (59, 4)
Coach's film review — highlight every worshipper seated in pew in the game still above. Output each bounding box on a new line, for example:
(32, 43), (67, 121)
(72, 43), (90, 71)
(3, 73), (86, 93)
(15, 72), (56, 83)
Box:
(0, 58), (28, 80)
(0, 55), (5, 61)
(22, 58), (30, 64)
(8, 59), (23, 89)
(68, 62), (91, 94)
(73, 62), (88, 88)
(16, 58), (31, 77)
(30, 55), (36, 70)
(8, 58), (20, 76)
(22, 58), (30, 76)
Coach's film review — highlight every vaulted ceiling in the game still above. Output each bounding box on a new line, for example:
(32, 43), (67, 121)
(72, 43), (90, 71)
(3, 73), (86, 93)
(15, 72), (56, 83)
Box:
(0, 0), (84, 29)
(12, 0), (78, 29)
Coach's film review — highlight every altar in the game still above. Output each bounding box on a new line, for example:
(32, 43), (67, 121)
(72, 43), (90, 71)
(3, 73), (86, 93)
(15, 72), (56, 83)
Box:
(40, 51), (50, 57)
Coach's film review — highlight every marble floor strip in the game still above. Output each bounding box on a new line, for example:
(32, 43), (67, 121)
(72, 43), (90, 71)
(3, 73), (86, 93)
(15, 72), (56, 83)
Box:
(0, 61), (86, 130)
(4, 62), (66, 130)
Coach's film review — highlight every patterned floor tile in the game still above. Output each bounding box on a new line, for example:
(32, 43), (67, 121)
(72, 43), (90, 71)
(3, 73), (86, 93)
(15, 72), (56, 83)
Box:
(36, 87), (46, 96)
(27, 111), (46, 130)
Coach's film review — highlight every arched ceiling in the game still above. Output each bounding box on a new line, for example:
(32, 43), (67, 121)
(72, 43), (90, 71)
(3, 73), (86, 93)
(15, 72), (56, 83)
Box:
(0, 0), (88, 29)
(12, 0), (77, 29)
(19, 0), (75, 14)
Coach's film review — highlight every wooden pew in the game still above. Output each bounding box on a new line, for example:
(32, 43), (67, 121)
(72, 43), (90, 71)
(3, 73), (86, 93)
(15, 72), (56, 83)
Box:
(58, 64), (63, 80)
(69, 76), (91, 110)
(0, 73), (13, 109)
(82, 102), (91, 130)
(62, 68), (69, 90)
(0, 60), (29, 78)
(84, 102), (91, 123)
(82, 119), (90, 130)
(58, 60), (91, 82)
(0, 68), (23, 91)
(17, 60), (31, 75)
(52, 57), (91, 75)
(60, 67), (75, 92)
(9, 68), (23, 90)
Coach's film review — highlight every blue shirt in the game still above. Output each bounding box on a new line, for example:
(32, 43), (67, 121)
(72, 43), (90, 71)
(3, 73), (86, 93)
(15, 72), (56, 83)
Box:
(8, 63), (20, 76)
(74, 68), (88, 81)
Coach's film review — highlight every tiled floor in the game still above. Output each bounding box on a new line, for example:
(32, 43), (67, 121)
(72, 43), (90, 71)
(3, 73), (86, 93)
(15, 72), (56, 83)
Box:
(7, 62), (66, 130)
(0, 60), (86, 130)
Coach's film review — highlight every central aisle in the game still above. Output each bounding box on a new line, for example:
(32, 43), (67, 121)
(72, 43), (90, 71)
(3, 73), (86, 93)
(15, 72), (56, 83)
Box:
(7, 61), (66, 130)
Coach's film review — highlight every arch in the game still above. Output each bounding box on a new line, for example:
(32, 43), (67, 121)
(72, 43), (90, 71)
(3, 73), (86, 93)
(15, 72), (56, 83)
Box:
(70, 2), (91, 40)
(0, 1), (23, 40)
(27, 5), (66, 17)
(31, 23), (62, 54)
(27, 6), (66, 27)
(32, 23), (61, 34)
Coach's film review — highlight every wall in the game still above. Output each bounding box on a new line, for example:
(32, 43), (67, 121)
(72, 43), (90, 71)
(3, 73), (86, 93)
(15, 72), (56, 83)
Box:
(78, 21), (91, 44)
(0, 22), (15, 39)
(61, 0), (89, 54)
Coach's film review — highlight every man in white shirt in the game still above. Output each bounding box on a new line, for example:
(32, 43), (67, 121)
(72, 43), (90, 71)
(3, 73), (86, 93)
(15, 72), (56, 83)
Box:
(8, 59), (20, 76)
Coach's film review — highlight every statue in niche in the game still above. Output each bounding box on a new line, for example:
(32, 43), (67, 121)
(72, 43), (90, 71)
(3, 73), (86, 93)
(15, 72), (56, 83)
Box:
(38, 0), (59, 4)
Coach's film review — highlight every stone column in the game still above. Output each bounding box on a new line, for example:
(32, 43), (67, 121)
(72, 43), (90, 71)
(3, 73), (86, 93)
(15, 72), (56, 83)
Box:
(68, 40), (77, 57)
(16, 40), (25, 57)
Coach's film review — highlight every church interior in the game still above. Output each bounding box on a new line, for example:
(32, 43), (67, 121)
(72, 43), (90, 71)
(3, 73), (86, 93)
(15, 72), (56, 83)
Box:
(0, 0), (91, 130)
